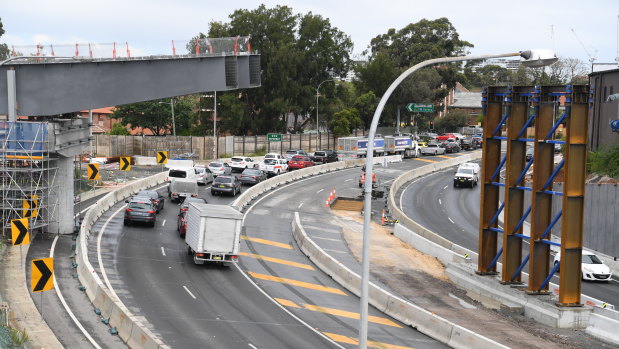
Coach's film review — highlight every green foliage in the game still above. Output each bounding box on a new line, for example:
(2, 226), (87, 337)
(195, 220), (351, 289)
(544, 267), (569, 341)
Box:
(8, 326), (29, 347)
(331, 108), (362, 137)
(434, 110), (470, 133)
(0, 18), (8, 60)
(107, 123), (130, 135)
(353, 91), (379, 129)
(248, 147), (267, 157)
(111, 98), (194, 136)
(219, 153), (233, 159)
(588, 146), (619, 178)
(464, 64), (512, 88)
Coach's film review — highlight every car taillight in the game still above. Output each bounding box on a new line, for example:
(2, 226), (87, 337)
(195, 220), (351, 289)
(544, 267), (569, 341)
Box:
(183, 222), (187, 230)
(181, 208), (188, 211)
(231, 255), (238, 260)
(220, 167), (224, 171)
(147, 210), (155, 214)
(197, 253), (204, 257)
(252, 176), (257, 179)
(154, 199), (159, 204)
(191, 194), (197, 197)
(166, 177), (169, 181)
(125, 209), (133, 212)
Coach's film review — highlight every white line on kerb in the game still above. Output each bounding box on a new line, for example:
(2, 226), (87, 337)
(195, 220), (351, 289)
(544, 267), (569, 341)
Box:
(161, 219), (166, 226)
(161, 247), (166, 256)
(183, 286), (197, 299)
(316, 189), (324, 194)
(448, 217), (455, 224)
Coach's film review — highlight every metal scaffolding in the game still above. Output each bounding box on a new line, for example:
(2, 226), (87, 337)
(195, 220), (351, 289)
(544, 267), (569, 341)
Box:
(1, 121), (58, 238)
(477, 85), (590, 306)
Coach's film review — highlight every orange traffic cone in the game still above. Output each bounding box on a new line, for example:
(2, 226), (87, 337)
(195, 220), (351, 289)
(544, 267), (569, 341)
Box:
(381, 209), (385, 225)
(326, 199), (330, 208)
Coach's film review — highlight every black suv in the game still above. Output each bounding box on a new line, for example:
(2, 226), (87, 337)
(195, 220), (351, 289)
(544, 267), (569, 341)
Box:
(211, 175), (242, 196)
(124, 197), (157, 227)
(311, 150), (338, 164)
(134, 190), (165, 213)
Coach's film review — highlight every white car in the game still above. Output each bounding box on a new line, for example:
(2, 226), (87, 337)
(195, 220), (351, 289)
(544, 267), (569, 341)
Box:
(553, 250), (612, 282)
(420, 143), (446, 156)
(453, 167), (478, 188)
(194, 166), (214, 185)
(230, 156), (255, 172)
(207, 161), (232, 176)
(459, 162), (480, 175)
(264, 153), (285, 162)
(259, 158), (288, 176)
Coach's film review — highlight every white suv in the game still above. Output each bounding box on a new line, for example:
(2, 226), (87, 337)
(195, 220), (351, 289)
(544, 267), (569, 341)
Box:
(230, 156), (254, 172)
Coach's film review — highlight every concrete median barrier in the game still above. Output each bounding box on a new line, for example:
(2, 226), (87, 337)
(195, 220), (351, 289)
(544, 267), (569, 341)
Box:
(292, 212), (507, 349)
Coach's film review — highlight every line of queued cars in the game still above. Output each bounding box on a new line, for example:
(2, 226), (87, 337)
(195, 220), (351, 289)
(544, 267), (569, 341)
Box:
(419, 132), (482, 156)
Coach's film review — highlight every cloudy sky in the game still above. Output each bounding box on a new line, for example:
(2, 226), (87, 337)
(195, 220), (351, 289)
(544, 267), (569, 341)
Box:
(2, 0), (618, 65)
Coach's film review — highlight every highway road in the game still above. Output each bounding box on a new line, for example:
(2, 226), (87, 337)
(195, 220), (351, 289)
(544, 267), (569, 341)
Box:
(398, 166), (619, 306)
(90, 159), (455, 348)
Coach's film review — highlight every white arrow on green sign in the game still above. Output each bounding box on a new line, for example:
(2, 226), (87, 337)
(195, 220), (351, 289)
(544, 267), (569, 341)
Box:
(267, 133), (282, 141)
(406, 103), (434, 113)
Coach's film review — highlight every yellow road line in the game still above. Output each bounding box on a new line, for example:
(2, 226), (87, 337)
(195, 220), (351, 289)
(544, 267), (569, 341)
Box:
(240, 252), (314, 270)
(248, 272), (346, 295)
(241, 236), (293, 249)
(414, 158), (439, 163)
(274, 298), (301, 308)
(436, 155), (457, 159)
(322, 332), (414, 349)
(303, 304), (401, 328)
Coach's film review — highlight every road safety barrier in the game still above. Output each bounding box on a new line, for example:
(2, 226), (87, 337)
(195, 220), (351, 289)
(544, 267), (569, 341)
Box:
(292, 212), (508, 349)
(76, 172), (169, 349)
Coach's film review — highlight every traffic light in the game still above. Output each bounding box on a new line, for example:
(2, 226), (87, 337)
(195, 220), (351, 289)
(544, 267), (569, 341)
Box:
(429, 120), (434, 129)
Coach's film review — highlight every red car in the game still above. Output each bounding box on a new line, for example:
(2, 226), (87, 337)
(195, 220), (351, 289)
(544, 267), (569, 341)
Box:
(288, 155), (315, 170)
(177, 210), (188, 237)
(436, 133), (456, 141)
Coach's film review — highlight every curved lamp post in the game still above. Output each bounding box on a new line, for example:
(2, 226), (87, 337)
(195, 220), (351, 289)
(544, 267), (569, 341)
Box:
(358, 49), (558, 348)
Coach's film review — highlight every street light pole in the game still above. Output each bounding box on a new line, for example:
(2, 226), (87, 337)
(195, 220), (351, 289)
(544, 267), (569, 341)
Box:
(213, 91), (217, 159)
(316, 79), (335, 149)
(170, 98), (176, 136)
(358, 50), (557, 349)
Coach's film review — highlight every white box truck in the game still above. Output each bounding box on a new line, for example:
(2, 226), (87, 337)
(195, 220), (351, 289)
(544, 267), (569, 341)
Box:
(185, 203), (243, 266)
(384, 135), (419, 158)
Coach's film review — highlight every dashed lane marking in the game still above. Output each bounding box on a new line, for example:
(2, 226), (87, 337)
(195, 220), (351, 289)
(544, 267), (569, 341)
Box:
(438, 199), (442, 205)
(443, 185), (448, 190)
(161, 247), (166, 256)
(241, 235), (293, 249)
(248, 272), (347, 295)
(183, 286), (197, 299)
(448, 217), (455, 224)
(298, 202), (303, 209)
(317, 189), (324, 193)
(322, 332), (414, 349)
(240, 252), (314, 270)
(161, 219), (166, 226)
(414, 158), (439, 163)
(275, 298), (401, 328)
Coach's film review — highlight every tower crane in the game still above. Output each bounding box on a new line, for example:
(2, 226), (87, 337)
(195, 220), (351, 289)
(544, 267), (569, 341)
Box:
(571, 28), (598, 70)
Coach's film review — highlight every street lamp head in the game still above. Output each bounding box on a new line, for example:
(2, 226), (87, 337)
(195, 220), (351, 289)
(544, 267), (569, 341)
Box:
(519, 49), (558, 68)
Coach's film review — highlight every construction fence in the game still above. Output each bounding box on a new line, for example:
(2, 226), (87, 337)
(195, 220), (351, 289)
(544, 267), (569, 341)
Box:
(90, 132), (365, 159)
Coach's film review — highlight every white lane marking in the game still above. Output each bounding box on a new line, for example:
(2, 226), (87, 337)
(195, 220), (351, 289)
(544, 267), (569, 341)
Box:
(161, 247), (166, 256)
(51, 236), (103, 349)
(98, 205), (126, 302)
(248, 344), (258, 349)
(345, 178), (352, 182)
(443, 185), (448, 190)
(183, 286), (197, 299)
(161, 219), (166, 227)
(316, 189), (324, 194)
(438, 199), (442, 205)
(297, 203), (303, 209)
(448, 217), (455, 224)
(399, 178), (421, 210)
(74, 204), (95, 218)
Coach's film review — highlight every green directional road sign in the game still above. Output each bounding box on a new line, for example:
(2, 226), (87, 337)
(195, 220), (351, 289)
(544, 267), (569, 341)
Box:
(406, 103), (434, 113)
(267, 133), (282, 142)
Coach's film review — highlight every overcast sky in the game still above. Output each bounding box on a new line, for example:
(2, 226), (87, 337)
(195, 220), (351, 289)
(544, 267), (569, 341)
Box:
(2, 0), (618, 65)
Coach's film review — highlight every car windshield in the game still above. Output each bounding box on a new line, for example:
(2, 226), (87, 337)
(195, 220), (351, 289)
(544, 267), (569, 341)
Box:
(209, 162), (222, 167)
(231, 158), (243, 162)
(195, 167), (205, 174)
(291, 155), (303, 161)
(169, 170), (187, 178)
(314, 152), (325, 156)
(128, 202), (151, 210)
(286, 150), (298, 155)
(242, 169), (261, 175)
(137, 191), (156, 198)
(264, 159), (277, 165)
(215, 177), (232, 183)
(265, 154), (275, 159)
(582, 254), (603, 264)
(459, 169), (474, 175)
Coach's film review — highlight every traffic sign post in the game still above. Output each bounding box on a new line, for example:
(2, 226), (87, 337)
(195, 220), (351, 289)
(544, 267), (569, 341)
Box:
(406, 103), (434, 113)
(87, 163), (100, 180)
(267, 133), (282, 142)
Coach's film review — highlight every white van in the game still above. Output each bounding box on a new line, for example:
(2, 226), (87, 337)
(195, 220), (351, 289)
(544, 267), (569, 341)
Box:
(166, 167), (199, 183)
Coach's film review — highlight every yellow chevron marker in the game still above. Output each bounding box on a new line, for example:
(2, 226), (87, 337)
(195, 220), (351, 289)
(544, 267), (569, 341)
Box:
(240, 252), (314, 270)
(414, 158), (438, 163)
(248, 272), (346, 295)
(322, 332), (414, 349)
(274, 298), (301, 308)
(275, 298), (401, 328)
(241, 236), (293, 249)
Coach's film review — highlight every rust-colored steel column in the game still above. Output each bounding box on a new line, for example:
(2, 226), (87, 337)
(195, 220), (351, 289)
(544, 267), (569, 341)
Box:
(501, 87), (527, 283)
(527, 86), (558, 293)
(477, 87), (504, 274)
(558, 85), (589, 306)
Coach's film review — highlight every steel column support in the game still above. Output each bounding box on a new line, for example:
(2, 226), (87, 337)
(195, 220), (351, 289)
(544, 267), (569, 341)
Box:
(7, 69), (17, 122)
(478, 87), (505, 274)
(558, 85), (589, 306)
(528, 86), (557, 293)
(501, 87), (528, 283)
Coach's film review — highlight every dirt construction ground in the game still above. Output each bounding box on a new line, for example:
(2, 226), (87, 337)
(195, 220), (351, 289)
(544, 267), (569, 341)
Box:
(332, 210), (611, 349)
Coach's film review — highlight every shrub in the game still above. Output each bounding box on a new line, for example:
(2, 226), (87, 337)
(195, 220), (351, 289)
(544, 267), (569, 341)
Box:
(588, 145), (619, 178)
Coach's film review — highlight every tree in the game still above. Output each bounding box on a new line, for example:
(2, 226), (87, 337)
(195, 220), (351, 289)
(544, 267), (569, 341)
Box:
(107, 123), (130, 135)
(354, 91), (379, 129)
(0, 18), (9, 60)
(111, 98), (194, 136)
(331, 108), (362, 137)
(434, 110), (470, 133)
